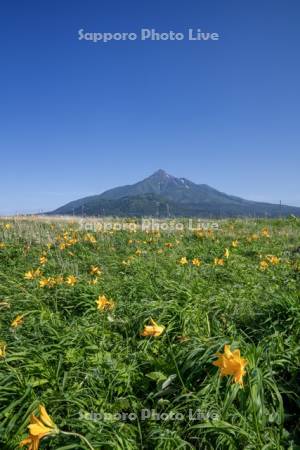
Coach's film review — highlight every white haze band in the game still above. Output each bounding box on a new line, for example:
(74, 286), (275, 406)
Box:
(78, 28), (220, 43)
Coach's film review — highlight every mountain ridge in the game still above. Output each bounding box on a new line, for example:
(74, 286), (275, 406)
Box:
(50, 170), (300, 218)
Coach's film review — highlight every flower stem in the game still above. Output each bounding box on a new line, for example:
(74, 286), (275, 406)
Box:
(167, 334), (186, 390)
(60, 430), (95, 450)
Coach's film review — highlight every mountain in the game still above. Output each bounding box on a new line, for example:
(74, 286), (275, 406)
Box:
(50, 170), (300, 218)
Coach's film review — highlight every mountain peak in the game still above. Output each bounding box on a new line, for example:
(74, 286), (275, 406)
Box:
(150, 169), (170, 178)
(51, 170), (300, 218)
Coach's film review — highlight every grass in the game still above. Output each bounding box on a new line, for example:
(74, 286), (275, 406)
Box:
(0, 216), (299, 449)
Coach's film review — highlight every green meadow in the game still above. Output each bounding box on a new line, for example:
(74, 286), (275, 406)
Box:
(0, 217), (299, 449)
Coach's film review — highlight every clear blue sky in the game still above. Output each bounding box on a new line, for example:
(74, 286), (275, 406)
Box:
(1, 0), (299, 214)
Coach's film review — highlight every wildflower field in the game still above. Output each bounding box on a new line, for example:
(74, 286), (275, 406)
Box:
(0, 217), (299, 449)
